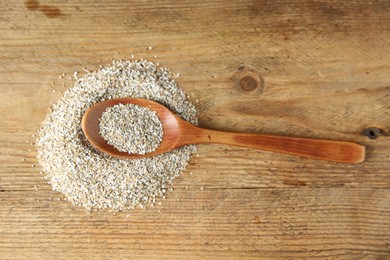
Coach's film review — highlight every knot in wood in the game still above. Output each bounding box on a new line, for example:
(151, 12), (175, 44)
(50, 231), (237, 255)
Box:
(363, 127), (383, 139)
(233, 70), (264, 96)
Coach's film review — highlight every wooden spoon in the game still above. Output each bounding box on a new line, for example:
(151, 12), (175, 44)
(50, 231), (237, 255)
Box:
(81, 98), (365, 163)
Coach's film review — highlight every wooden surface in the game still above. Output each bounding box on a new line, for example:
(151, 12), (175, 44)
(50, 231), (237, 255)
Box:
(1, 0), (390, 258)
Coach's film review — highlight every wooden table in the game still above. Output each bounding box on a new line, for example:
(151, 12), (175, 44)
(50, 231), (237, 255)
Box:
(1, 0), (390, 258)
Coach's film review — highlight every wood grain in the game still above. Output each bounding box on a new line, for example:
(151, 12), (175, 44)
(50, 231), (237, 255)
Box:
(1, 0), (390, 258)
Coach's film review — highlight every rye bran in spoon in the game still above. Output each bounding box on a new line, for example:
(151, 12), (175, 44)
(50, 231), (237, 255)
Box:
(99, 103), (164, 155)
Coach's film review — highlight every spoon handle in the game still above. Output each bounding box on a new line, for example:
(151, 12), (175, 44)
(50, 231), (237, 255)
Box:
(192, 129), (365, 163)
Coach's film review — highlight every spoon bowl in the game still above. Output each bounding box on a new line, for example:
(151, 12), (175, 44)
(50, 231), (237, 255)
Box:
(82, 98), (365, 163)
(82, 98), (189, 159)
